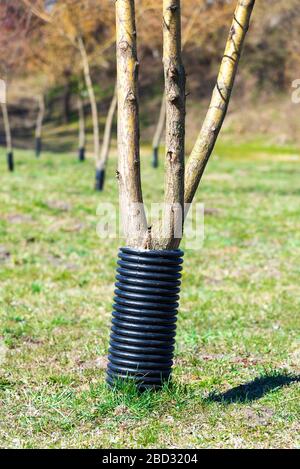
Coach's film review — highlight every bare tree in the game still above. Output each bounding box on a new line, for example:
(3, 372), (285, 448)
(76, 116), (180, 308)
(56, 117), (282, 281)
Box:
(110, 0), (255, 390)
(0, 1), (33, 172)
(77, 92), (85, 161)
(95, 83), (117, 191)
(77, 35), (102, 186)
(1, 102), (13, 171)
(35, 93), (45, 157)
(22, 0), (116, 190)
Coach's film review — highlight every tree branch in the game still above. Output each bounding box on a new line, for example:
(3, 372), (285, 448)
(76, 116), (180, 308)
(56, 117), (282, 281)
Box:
(21, 0), (52, 23)
(184, 0), (255, 206)
(154, 0), (185, 250)
(116, 0), (148, 248)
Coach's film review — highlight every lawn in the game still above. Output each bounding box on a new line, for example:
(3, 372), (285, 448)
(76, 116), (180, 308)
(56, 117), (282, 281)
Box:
(0, 143), (299, 448)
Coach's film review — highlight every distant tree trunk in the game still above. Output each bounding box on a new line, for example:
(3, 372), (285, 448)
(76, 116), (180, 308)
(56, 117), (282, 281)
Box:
(151, 93), (166, 168)
(77, 94), (85, 161)
(77, 36), (101, 188)
(62, 76), (71, 124)
(95, 84), (117, 191)
(1, 103), (14, 172)
(35, 94), (45, 157)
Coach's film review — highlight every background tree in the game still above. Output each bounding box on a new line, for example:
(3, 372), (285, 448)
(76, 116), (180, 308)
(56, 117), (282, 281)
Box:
(77, 85), (86, 162)
(0, 0), (33, 171)
(150, 0), (236, 168)
(22, 0), (116, 189)
(96, 83), (117, 190)
(21, 4), (78, 157)
(35, 93), (45, 157)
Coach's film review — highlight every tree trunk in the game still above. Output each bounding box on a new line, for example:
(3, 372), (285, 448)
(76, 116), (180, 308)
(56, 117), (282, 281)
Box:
(77, 36), (100, 169)
(62, 79), (71, 124)
(1, 103), (14, 172)
(35, 94), (45, 157)
(150, 3), (202, 170)
(116, 0), (148, 248)
(184, 0), (255, 209)
(151, 93), (166, 168)
(95, 83), (117, 191)
(77, 94), (85, 161)
(151, 0), (186, 250)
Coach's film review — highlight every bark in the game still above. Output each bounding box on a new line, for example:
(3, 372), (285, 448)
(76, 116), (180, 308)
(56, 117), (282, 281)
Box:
(116, 0), (148, 248)
(1, 102), (14, 172)
(184, 0), (255, 207)
(77, 36), (100, 165)
(151, 94), (166, 168)
(35, 94), (45, 157)
(151, 0), (185, 250)
(77, 94), (85, 161)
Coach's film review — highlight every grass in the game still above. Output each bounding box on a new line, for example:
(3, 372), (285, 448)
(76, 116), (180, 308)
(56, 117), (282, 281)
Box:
(0, 142), (299, 449)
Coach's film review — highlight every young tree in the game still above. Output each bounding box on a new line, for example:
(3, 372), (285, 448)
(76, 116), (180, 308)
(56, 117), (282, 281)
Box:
(35, 93), (45, 157)
(96, 83), (117, 190)
(21, 3), (78, 158)
(0, 0), (33, 171)
(23, 0), (116, 190)
(107, 0), (255, 389)
(77, 89), (86, 162)
(0, 102), (13, 171)
(77, 34), (101, 182)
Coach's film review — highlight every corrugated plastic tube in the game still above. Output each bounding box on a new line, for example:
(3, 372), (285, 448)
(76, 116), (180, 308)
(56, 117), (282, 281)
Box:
(106, 247), (184, 391)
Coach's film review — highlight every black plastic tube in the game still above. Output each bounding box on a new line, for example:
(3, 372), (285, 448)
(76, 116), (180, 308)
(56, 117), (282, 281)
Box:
(35, 137), (42, 158)
(7, 152), (14, 172)
(107, 247), (184, 390)
(95, 168), (105, 191)
(78, 147), (85, 162)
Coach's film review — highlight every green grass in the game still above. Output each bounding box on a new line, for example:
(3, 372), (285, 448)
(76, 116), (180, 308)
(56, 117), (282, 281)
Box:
(0, 143), (299, 448)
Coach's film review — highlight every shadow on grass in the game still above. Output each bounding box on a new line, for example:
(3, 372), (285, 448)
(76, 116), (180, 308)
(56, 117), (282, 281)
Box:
(206, 373), (300, 404)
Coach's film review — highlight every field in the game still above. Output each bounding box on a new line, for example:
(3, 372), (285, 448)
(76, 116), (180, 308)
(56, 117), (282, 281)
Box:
(0, 142), (299, 448)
